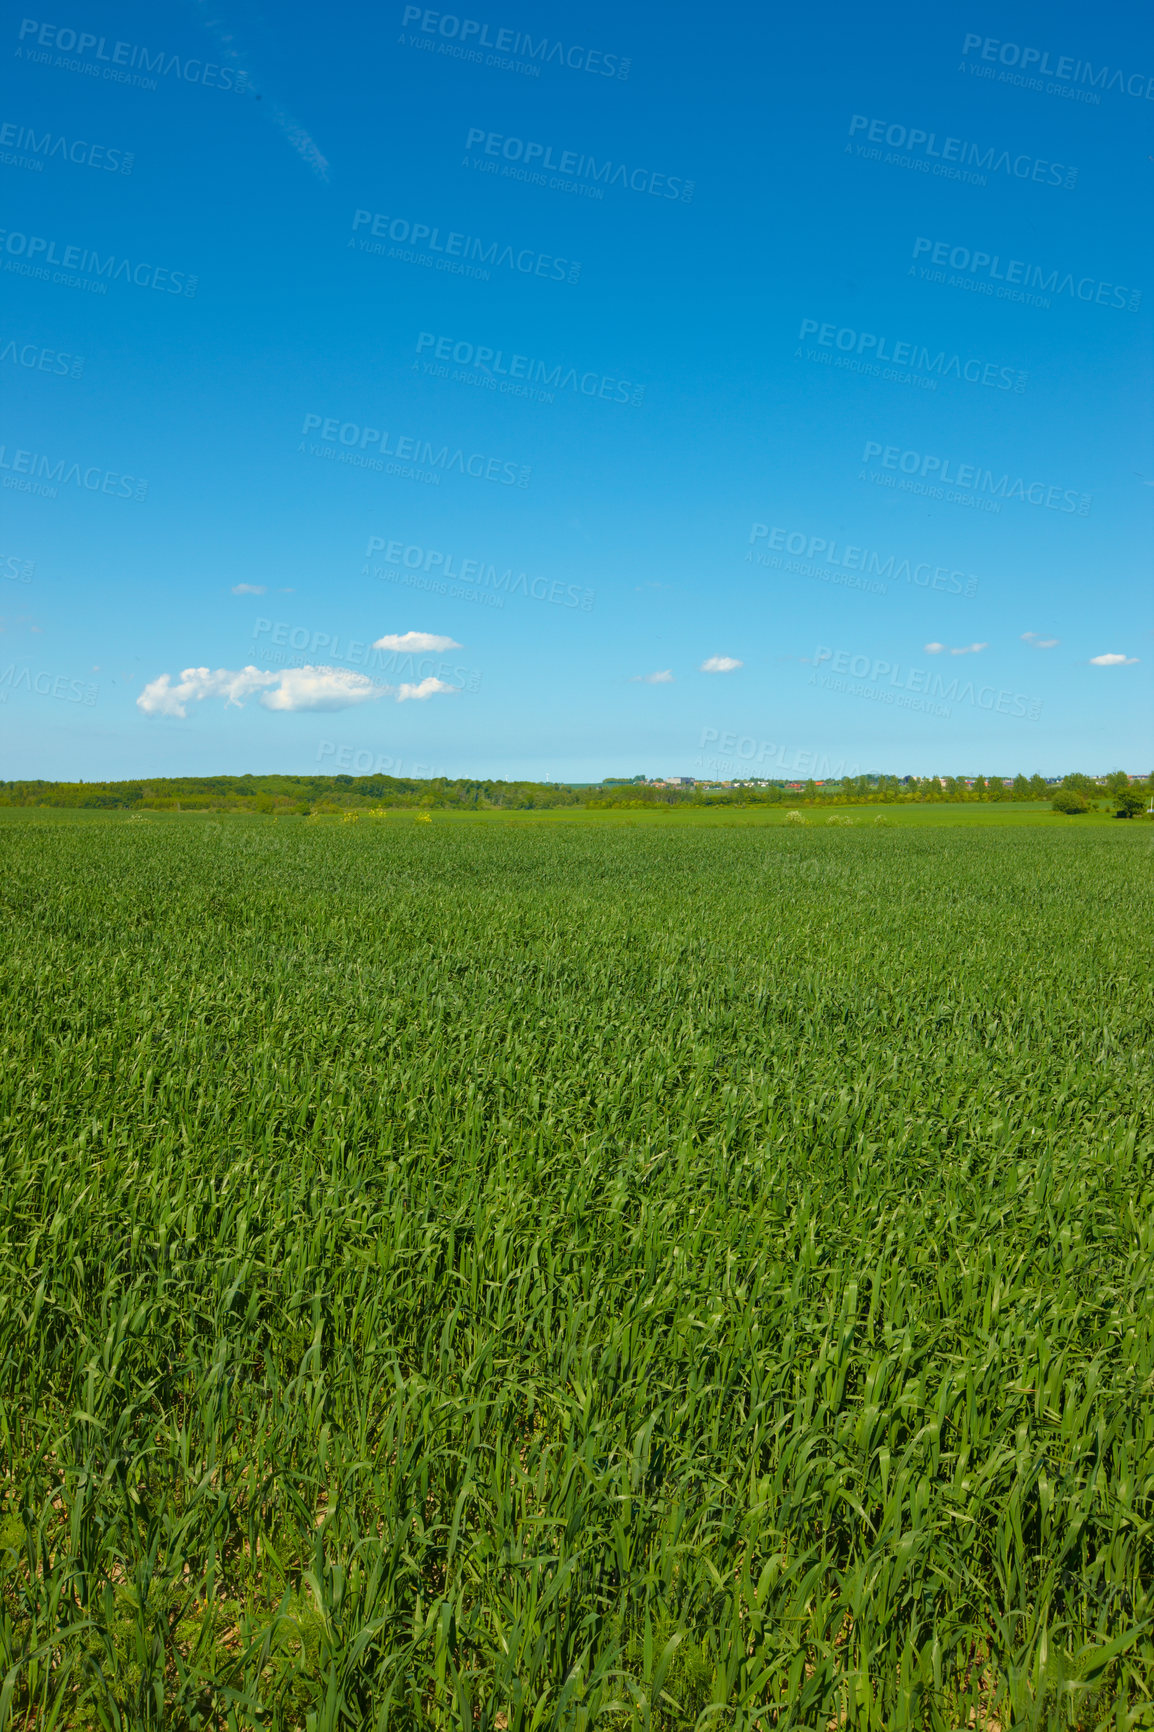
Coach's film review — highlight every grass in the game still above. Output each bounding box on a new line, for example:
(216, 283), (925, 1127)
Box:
(1, 811), (1152, 1729)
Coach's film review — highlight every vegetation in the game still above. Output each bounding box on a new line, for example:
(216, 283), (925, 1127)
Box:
(0, 769), (1149, 816)
(1, 812), (1153, 1728)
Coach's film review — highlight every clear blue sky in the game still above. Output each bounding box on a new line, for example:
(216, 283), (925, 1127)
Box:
(2, 0), (1151, 780)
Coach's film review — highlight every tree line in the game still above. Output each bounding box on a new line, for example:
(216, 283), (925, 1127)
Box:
(0, 770), (1149, 814)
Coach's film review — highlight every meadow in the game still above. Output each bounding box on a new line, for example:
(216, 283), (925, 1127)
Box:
(1, 808), (1152, 1729)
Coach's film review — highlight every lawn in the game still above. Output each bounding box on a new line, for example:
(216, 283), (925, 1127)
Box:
(1, 811), (1152, 1728)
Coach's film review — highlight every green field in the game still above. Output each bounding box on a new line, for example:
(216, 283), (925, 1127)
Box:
(2, 810), (1152, 1729)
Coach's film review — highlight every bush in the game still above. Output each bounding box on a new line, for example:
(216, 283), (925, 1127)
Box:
(1051, 790), (1088, 815)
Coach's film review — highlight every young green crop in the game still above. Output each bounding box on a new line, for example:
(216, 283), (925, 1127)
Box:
(1, 813), (1152, 1729)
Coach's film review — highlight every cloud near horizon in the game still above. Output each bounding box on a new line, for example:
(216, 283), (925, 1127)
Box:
(700, 655), (742, 673)
(137, 663), (457, 717)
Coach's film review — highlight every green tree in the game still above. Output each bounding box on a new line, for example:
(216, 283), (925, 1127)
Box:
(1028, 774), (1047, 799)
(1113, 787), (1145, 819)
(1051, 789), (1088, 815)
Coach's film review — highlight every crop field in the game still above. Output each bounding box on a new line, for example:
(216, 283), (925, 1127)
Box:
(1, 810), (1152, 1730)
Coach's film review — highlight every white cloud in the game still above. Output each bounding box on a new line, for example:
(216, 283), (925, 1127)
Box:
(373, 630), (462, 653)
(396, 676), (457, 701)
(137, 661), (460, 718)
(261, 666), (387, 711)
(925, 642), (986, 655)
(700, 655), (742, 673)
(1089, 652), (1139, 666)
(1022, 632), (1060, 648)
(231, 583), (267, 595)
(137, 666), (278, 716)
(631, 669), (674, 683)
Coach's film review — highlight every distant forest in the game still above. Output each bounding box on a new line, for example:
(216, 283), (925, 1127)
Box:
(0, 771), (1148, 812)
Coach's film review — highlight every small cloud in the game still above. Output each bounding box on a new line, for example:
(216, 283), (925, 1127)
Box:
(1089, 652), (1139, 666)
(396, 676), (456, 701)
(700, 655), (742, 673)
(631, 669), (674, 683)
(278, 586), (295, 593)
(1021, 632), (1059, 648)
(373, 630), (462, 653)
(924, 643), (944, 655)
(231, 583), (267, 595)
(926, 642), (986, 655)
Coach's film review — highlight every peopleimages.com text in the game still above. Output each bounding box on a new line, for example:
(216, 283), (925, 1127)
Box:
(910, 238), (1140, 310)
(848, 114), (1077, 187)
(960, 34), (1154, 99)
(861, 441), (1090, 513)
(351, 209), (580, 282)
(15, 18), (248, 88)
(400, 7), (629, 77)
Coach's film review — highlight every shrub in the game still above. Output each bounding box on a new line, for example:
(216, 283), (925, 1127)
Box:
(1113, 788), (1146, 819)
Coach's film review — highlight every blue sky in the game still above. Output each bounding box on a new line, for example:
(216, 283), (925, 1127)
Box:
(2, 0), (1151, 780)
